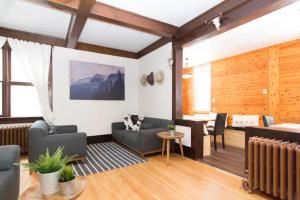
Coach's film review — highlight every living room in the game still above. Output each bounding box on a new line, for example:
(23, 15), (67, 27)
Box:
(0, 0), (300, 200)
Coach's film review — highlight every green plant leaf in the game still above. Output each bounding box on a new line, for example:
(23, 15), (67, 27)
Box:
(17, 146), (76, 174)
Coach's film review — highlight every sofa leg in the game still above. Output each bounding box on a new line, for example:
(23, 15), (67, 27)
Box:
(140, 153), (145, 159)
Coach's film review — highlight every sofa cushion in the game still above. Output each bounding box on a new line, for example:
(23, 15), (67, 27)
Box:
(140, 122), (156, 129)
(123, 114), (144, 131)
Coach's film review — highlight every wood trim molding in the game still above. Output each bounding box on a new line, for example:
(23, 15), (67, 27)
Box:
(66, 0), (96, 48)
(0, 117), (43, 124)
(137, 37), (171, 59)
(2, 41), (11, 117)
(0, 27), (138, 59)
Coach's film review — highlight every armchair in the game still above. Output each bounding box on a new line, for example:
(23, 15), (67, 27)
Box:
(0, 145), (20, 200)
(28, 120), (87, 163)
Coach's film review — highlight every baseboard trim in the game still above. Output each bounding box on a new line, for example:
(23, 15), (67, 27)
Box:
(87, 134), (113, 144)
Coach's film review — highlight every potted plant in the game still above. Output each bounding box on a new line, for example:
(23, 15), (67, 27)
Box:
(168, 124), (176, 136)
(59, 165), (76, 195)
(19, 147), (73, 195)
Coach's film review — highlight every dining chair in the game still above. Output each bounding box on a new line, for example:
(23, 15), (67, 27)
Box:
(207, 113), (227, 151)
(262, 115), (275, 127)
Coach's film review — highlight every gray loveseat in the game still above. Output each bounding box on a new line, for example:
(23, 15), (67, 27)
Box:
(0, 145), (20, 200)
(112, 117), (173, 157)
(28, 120), (87, 163)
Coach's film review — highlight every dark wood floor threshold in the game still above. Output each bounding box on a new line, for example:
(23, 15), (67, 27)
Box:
(199, 144), (245, 178)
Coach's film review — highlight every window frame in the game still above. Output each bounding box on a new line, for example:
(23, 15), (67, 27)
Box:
(0, 40), (52, 123)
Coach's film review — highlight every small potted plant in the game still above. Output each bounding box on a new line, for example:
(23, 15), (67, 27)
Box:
(18, 147), (73, 195)
(59, 165), (76, 195)
(168, 124), (176, 136)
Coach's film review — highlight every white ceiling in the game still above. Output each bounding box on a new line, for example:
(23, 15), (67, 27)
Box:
(0, 0), (71, 38)
(183, 1), (300, 66)
(79, 19), (160, 52)
(97, 0), (223, 27)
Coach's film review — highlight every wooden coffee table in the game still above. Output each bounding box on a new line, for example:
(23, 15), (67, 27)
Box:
(157, 132), (184, 164)
(20, 177), (86, 200)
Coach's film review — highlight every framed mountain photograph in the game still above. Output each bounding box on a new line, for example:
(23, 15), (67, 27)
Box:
(69, 60), (125, 100)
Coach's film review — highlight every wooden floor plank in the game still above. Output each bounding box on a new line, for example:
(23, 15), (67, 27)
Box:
(20, 154), (268, 200)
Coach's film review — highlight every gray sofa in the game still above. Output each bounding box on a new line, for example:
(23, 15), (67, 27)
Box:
(28, 120), (87, 163)
(0, 145), (20, 200)
(112, 117), (173, 157)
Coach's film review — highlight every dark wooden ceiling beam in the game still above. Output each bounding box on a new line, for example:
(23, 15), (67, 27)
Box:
(66, 0), (95, 48)
(176, 0), (249, 38)
(44, 0), (179, 38)
(89, 2), (178, 38)
(0, 27), (137, 59)
(176, 0), (298, 46)
(137, 37), (171, 59)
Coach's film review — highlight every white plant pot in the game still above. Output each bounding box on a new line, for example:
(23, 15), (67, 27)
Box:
(59, 178), (75, 196)
(38, 171), (60, 195)
(169, 130), (175, 136)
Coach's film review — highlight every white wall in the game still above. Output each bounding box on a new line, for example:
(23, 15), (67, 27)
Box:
(138, 43), (172, 120)
(52, 47), (138, 136)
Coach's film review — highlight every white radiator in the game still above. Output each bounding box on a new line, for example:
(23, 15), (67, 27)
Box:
(232, 115), (259, 127)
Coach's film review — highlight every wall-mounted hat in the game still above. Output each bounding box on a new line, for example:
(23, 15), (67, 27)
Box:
(155, 70), (165, 85)
(140, 74), (148, 87)
(146, 72), (155, 86)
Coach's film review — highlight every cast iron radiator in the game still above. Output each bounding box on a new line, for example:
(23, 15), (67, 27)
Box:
(0, 123), (32, 154)
(247, 136), (300, 200)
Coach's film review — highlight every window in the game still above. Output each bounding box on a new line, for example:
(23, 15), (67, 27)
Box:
(1, 40), (42, 118)
(193, 64), (211, 112)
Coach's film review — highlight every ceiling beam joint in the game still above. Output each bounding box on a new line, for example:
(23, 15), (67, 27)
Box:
(65, 0), (96, 48)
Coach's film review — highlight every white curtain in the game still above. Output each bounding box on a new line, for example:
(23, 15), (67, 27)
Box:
(8, 38), (55, 125)
(0, 37), (5, 48)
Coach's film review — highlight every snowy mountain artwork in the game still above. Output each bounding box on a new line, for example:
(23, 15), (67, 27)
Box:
(70, 60), (125, 100)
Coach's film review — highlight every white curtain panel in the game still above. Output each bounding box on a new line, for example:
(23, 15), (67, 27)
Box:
(8, 38), (55, 125)
(0, 37), (5, 47)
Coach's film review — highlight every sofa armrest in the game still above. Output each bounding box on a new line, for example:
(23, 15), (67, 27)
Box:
(55, 125), (78, 134)
(112, 122), (125, 131)
(0, 145), (20, 171)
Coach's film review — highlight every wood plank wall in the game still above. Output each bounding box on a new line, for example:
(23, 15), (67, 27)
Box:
(182, 68), (194, 115)
(183, 38), (300, 126)
(278, 40), (300, 123)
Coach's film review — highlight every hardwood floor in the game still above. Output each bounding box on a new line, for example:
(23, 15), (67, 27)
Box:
(200, 145), (245, 177)
(20, 154), (268, 200)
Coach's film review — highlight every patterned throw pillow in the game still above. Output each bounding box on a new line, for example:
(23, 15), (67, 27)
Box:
(123, 114), (144, 131)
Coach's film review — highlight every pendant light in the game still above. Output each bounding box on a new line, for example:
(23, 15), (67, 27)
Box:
(182, 58), (192, 79)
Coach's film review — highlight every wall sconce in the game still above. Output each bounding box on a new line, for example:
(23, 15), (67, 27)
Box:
(182, 58), (192, 79)
(167, 50), (174, 70)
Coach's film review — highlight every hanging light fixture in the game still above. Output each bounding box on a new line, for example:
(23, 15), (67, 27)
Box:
(167, 49), (174, 70)
(182, 58), (192, 79)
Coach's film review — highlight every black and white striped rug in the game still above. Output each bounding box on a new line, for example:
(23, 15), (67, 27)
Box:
(71, 142), (146, 176)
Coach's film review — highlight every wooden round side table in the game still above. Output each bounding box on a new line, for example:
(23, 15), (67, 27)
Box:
(157, 132), (184, 164)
